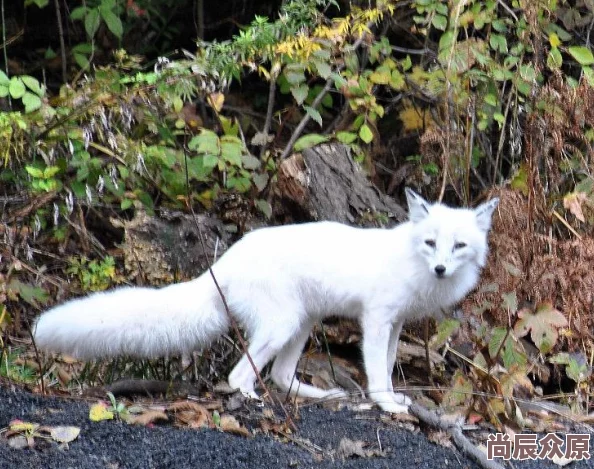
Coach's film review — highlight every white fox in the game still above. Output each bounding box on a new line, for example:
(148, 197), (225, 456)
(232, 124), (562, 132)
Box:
(34, 189), (498, 413)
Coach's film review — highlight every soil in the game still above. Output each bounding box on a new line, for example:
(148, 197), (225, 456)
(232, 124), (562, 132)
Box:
(1, 384), (593, 469)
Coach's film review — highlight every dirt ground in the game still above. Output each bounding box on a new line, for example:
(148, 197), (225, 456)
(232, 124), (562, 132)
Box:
(1, 384), (593, 469)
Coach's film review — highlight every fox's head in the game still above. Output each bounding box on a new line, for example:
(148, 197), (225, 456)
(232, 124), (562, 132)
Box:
(405, 188), (499, 279)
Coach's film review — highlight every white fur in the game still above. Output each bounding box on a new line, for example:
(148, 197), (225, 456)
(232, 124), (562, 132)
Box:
(34, 189), (498, 413)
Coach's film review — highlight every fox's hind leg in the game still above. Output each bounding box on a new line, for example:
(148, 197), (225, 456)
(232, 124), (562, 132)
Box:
(386, 319), (412, 406)
(270, 320), (347, 400)
(227, 310), (302, 398)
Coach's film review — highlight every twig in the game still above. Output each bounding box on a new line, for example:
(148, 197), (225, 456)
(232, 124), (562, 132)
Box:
(280, 78), (333, 160)
(259, 67), (278, 158)
(280, 30), (369, 160)
(181, 135), (296, 431)
(53, 0), (67, 83)
(423, 318), (433, 384)
(409, 402), (505, 469)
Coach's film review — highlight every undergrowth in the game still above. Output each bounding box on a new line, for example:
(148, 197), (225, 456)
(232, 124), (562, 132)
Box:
(1, 0), (594, 428)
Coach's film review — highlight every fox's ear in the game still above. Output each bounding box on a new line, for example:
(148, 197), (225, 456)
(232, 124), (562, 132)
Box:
(405, 188), (431, 222)
(474, 198), (499, 232)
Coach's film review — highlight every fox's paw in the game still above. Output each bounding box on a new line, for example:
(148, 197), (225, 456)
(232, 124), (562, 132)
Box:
(378, 401), (409, 414)
(373, 391), (409, 414)
(392, 392), (412, 406)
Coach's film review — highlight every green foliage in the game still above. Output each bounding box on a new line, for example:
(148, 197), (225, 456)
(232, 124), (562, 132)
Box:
(0, 348), (37, 383)
(67, 256), (118, 292)
(0, 71), (45, 113)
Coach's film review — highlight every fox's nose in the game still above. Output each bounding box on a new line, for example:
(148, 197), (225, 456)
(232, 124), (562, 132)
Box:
(434, 265), (446, 277)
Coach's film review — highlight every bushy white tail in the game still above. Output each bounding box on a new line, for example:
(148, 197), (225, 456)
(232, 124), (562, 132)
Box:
(33, 275), (229, 360)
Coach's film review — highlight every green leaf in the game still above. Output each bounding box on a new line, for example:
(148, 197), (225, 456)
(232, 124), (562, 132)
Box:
(8, 279), (49, 306)
(547, 47), (563, 70)
(9, 77), (26, 99)
(432, 14), (447, 31)
(291, 84), (309, 105)
(84, 8), (101, 39)
(22, 92), (42, 113)
(25, 166), (44, 178)
(226, 176), (251, 192)
(501, 337), (527, 369)
(359, 124), (373, 144)
(255, 199), (272, 219)
(99, 6), (123, 39)
(0, 85), (8, 98)
(390, 70), (405, 90)
(489, 34), (508, 53)
(488, 327), (508, 358)
(369, 69), (390, 85)
(285, 70), (305, 85)
(120, 199), (133, 210)
(568, 46), (594, 66)
(220, 138), (243, 166)
(583, 67), (594, 87)
(189, 130), (219, 155)
(313, 60), (332, 79)
(252, 173), (269, 192)
(0, 69), (9, 85)
(335, 131), (358, 144)
(484, 93), (497, 107)
(70, 6), (88, 21)
(21, 75), (44, 96)
(74, 53), (90, 70)
(294, 134), (329, 151)
(429, 318), (460, 350)
(241, 154), (261, 170)
(304, 105), (322, 127)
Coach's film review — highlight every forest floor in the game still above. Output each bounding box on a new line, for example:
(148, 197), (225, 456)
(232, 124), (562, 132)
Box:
(1, 384), (592, 469)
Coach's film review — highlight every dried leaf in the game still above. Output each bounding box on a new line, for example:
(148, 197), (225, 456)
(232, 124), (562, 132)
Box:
(7, 435), (29, 449)
(50, 426), (80, 443)
(207, 93), (225, 113)
(219, 415), (251, 438)
(563, 191), (587, 222)
(126, 410), (168, 426)
(336, 438), (384, 458)
(513, 303), (568, 354)
(169, 401), (211, 428)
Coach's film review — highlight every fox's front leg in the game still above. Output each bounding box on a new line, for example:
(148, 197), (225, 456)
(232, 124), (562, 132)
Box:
(386, 319), (412, 407)
(362, 315), (409, 414)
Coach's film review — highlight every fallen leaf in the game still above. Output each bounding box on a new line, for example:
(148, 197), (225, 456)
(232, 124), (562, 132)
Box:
(9, 420), (39, 433)
(563, 191), (587, 222)
(219, 414), (252, 438)
(126, 410), (168, 426)
(514, 303), (568, 354)
(336, 438), (383, 458)
(50, 426), (80, 443)
(7, 435), (29, 449)
(169, 401), (210, 428)
(89, 402), (114, 422)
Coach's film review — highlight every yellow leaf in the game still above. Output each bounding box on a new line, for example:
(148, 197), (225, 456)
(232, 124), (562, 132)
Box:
(9, 420), (38, 433)
(549, 33), (561, 48)
(208, 93), (225, 113)
(89, 402), (114, 422)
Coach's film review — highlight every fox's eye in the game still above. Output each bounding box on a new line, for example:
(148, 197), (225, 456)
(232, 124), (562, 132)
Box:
(454, 242), (467, 249)
(425, 239), (436, 248)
